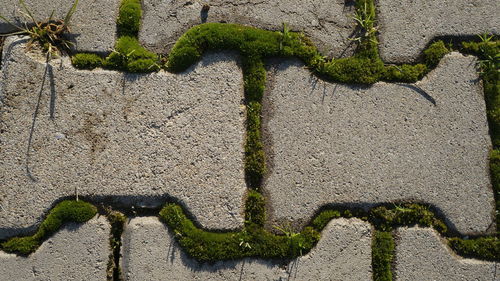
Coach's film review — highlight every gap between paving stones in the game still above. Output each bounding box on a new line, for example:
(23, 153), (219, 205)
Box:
(121, 216), (373, 281)
(0, 0), (498, 278)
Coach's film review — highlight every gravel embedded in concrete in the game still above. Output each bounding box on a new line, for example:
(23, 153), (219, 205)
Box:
(0, 216), (110, 281)
(394, 227), (497, 281)
(0, 0), (119, 53)
(0, 37), (246, 238)
(263, 53), (494, 235)
(377, 0), (500, 63)
(140, 0), (357, 58)
(121, 217), (372, 281)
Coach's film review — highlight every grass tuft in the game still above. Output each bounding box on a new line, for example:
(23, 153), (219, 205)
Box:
(0, 0), (79, 54)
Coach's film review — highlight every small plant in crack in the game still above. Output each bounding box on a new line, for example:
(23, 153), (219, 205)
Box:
(238, 237), (252, 250)
(350, 2), (377, 44)
(476, 33), (500, 76)
(478, 52), (499, 76)
(479, 32), (495, 44)
(0, 0), (78, 54)
(279, 22), (292, 51)
(0, 0), (79, 181)
(273, 222), (299, 238)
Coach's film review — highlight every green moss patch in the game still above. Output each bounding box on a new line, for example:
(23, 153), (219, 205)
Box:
(448, 236), (500, 261)
(0, 200), (97, 255)
(159, 203), (319, 262)
(104, 36), (159, 72)
(71, 53), (104, 69)
(117, 0), (142, 37)
(159, 201), (495, 265)
(372, 231), (394, 281)
(369, 204), (447, 234)
(424, 41), (451, 68)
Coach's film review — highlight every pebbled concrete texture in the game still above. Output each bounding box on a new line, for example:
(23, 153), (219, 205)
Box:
(394, 227), (498, 280)
(263, 53), (494, 235)
(121, 217), (372, 281)
(140, 0), (357, 58)
(377, 0), (500, 63)
(0, 0), (119, 53)
(0, 216), (110, 281)
(0, 36), (246, 239)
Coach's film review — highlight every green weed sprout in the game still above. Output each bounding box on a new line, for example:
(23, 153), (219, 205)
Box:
(350, 2), (377, 43)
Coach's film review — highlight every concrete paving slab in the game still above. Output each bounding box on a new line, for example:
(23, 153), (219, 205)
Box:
(0, 36), (246, 238)
(0, 216), (110, 281)
(263, 53), (494, 235)
(377, 0), (500, 63)
(0, 0), (119, 53)
(394, 227), (497, 281)
(121, 217), (372, 281)
(140, 0), (357, 58)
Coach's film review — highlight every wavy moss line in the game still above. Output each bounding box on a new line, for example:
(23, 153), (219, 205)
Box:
(0, 200), (97, 255)
(159, 201), (499, 263)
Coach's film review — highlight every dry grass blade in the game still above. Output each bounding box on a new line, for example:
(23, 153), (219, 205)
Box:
(18, 0), (37, 24)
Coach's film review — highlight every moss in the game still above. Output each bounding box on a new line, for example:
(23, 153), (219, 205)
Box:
(423, 41), (450, 68)
(311, 210), (342, 230)
(462, 40), (500, 148)
(106, 211), (126, 281)
(369, 204), (447, 234)
(320, 57), (385, 84)
(165, 22), (439, 85)
(71, 53), (104, 69)
(448, 237), (500, 261)
(372, 231), (394, 281)
(159, 203), (320, 262)
(245, 190), (266, 227)
(462, 40), (500, 235)
(490, 150), (500, 229)
(166, 23), (281, 72)
(1, 200), (96, 255)
(244, 67), (266, 188)
(104, 36), (158, 72)
(117, 0), (142, 37)
(383, 64), (427, 82)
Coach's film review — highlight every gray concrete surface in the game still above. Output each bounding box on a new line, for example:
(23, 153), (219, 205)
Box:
(377, 0), (500, 63)
(263, 53), (494, 235)
(140, 0), (357, 58)
(0, 216), (110, 281)
(394, 227), (498, 281)
(0, 0), (119, 53)
(121, 217), (372, 281)
(0, 36), (246, 238)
